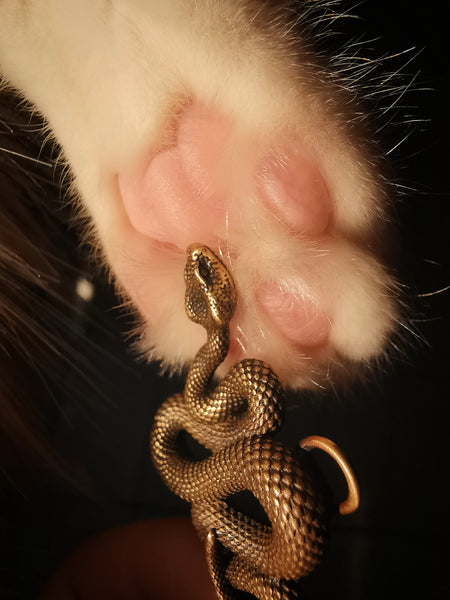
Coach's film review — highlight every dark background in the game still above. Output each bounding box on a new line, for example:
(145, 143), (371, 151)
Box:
(1, 2), (449, 599)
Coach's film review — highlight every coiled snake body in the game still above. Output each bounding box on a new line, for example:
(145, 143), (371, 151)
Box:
(151, 245), (359, 600)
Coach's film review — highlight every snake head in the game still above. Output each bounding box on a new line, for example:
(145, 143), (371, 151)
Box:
(185, 245), (237, 329)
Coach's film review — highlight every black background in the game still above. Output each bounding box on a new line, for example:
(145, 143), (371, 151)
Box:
(1, 2), (449, 599)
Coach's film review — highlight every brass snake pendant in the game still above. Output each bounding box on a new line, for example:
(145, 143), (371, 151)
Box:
(150, 244), (360, 600)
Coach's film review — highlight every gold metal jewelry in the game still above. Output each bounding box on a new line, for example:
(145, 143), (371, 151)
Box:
(150, 244), (359, 600)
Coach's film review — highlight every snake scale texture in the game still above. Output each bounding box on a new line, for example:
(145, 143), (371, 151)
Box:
(150, 244), (359, 600)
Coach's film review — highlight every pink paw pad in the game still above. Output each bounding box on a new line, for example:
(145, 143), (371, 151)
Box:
(257, 151), (332, 236)
(256, 281), (331, 348)
(118, 103), (232, 249)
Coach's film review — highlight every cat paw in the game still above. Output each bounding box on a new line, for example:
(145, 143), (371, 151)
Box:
(0, 1), (401, 390)
(116, 101), (397, 388)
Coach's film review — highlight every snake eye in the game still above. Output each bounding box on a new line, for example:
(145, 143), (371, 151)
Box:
(197, 255), (214, 287)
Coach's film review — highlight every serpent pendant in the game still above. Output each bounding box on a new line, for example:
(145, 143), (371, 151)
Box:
(150, 244), (360, 600)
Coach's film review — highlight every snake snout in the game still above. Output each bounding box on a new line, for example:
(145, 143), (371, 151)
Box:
(185, 244), (237, 328)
